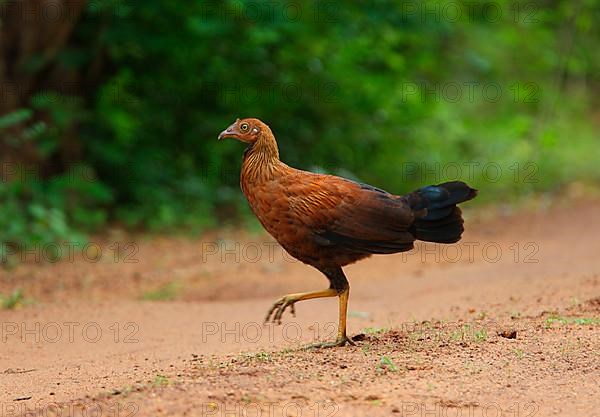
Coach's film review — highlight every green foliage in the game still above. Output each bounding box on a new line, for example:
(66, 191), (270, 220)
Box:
(2, 0), (600, 247)
(0, 96), (110, 256)
(0, 109), (78, 254)
(82, 0), (599, 215)
(0, 108), (47, 147)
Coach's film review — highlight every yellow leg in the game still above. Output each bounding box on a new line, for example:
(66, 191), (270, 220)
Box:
(264, 288), (337, 324)
(335, 287), (355, 345)
(308, 287), (355, 348)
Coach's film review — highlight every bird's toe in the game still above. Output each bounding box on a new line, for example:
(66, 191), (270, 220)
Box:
(264, 296), (296, 325)
(264, 298), (284, 324)
(274, 298), (295, 324)
(306, 335), (356, 349)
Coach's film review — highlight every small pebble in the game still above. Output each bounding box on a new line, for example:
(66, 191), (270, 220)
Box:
(498, 329), (517, 339)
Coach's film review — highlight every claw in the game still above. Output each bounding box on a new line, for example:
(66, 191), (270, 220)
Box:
(263, 299), (279, 324)
(264, 296), (297, 325)
(262, 288), (338, 327)
(265, 304), (278, 323)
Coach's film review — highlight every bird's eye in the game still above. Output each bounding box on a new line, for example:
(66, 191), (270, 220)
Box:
(240, 122), (250, 132)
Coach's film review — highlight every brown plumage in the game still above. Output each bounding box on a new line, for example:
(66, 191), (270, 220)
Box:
(218, 118), (477, 347)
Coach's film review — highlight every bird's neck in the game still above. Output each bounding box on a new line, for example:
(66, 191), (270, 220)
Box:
(241, 133), (282, 184)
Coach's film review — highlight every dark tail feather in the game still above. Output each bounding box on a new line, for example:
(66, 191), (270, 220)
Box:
(407, 181), (478, 244)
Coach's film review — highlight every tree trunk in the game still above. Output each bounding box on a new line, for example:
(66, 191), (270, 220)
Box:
(0, 0), (87, 180)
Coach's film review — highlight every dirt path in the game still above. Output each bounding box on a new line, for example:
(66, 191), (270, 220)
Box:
(1, 201), (599, 416)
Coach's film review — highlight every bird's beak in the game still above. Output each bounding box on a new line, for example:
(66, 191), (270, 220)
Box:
(218, 128), (236, 140)
(217, 129), (230, 140)
(218, 120), (239, 141)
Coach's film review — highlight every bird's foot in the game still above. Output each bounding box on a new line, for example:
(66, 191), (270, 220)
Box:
(306, 335), (356, 349)
(264, 295), (297, 325)
(263, 289), (338, 325)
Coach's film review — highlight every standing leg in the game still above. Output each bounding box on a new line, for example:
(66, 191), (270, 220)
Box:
(312, 267), (355, 347)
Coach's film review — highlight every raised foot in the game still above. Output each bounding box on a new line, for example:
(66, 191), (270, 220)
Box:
(306, 336), (357, 349)
(264, 296), (297, 325)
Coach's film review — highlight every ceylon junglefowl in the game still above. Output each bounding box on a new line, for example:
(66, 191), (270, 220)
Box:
(218, 118), (477, 347)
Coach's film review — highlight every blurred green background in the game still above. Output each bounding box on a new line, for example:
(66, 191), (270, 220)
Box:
(1, 0), (599, 253)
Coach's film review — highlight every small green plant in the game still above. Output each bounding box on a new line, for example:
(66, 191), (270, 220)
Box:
(153, 375), (169, 387)
(572, 317), (600, 325)
(243, 350), (273, 362)
(473, 328), (488, 342)
(514, 349), (525, 360)
(362, 327), (388, 335)
(449, 328), (464, 342)
(253, 351), (272, 362)
(240, 395), (254, 404)
(141, 282), (180, 301)
(545, 315), (600, 327)
(348, 311), (370, 318)
(451, 324), (475, 342)
(379, 355), (398, 372)
(1, 288), (25, 310)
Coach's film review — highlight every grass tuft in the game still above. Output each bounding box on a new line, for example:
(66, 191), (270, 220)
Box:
(378, 355), (398, 372)
(1, 288), (25, 310)
(141, 282), (180, 301)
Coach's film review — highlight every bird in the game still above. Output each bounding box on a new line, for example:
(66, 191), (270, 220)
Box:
(218, 118), (477, 347)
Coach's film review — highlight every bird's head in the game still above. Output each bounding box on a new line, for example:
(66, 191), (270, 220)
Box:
(218, 118), (270, 144)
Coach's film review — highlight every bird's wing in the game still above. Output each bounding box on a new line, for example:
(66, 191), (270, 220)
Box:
(282, 171), (416, 254)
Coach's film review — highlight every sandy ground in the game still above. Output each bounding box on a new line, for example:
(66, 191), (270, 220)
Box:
(1, 200), (599, 417)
